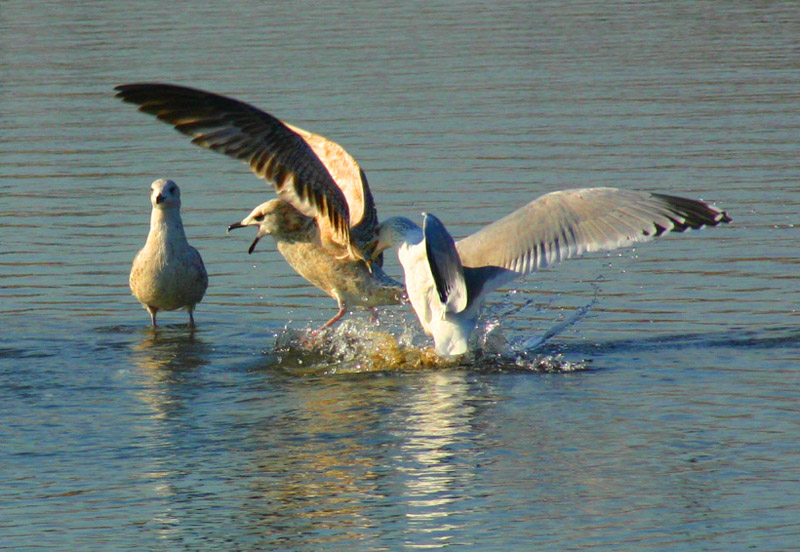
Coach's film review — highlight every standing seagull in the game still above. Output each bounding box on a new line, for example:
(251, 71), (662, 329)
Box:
(130, 178), (209, 327)
(115, 83), (403, 329)
(370, 188), (731, 357)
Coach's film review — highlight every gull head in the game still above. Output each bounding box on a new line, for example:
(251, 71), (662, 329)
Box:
(150, 178), (181, 210)
(368, 216), (423, 264)
(227, 199), (305, 255)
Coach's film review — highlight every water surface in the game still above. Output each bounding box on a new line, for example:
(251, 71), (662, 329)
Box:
(2, 1), (799, 550)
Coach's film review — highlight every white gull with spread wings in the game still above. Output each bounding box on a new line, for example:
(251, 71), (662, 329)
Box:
(370, 188), (731, 357)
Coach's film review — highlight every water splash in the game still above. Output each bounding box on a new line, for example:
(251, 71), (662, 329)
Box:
(517, 296), (597, 351)
(267, 304), (591, 374)
(478, 283), (599, 354)
(272, 319), (455, 374)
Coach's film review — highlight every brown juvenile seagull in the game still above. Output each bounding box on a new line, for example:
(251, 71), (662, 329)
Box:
(228, 199), (404, 330)
(115, 83), (403, 330)
(130, 179), (208, 327)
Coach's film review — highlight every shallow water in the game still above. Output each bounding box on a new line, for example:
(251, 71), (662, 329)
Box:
(2, 0), (800, 550)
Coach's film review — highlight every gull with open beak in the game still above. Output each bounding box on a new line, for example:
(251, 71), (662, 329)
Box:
(228, 199), (404, 331)
(115, 83), (404, 330)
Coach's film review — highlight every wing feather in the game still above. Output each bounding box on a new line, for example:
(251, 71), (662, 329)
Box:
(115, 83), (370, 260)
(456, 187), (730, 297)
(423, 213), (468, 313)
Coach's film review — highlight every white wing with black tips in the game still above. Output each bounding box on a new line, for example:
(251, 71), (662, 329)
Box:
(456, 187), (731, 299)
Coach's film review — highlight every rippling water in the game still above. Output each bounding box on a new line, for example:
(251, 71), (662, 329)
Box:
(2, 1), (799, 550)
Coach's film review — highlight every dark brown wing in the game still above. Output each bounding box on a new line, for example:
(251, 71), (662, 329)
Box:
(284, 123), (379, 250)
(115, 83), (363, 260)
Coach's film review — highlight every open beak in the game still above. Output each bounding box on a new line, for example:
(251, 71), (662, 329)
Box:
(227, 221), (261, 254)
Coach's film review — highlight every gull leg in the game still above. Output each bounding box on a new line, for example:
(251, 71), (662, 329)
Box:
(313, 305), (347, 334)
(188, 308), (196, 328)
(301, 304), (347, 349)
(147, 306), (158, 327)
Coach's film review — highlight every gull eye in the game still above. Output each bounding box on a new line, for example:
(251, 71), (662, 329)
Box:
(254, 215), (265, 222)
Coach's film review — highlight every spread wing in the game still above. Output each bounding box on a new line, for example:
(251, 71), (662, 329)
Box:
(114, 83), (367, 260)
(456, 187), (731, 298)
(423, 213), (468, 313)
(284, 123), (378, 243)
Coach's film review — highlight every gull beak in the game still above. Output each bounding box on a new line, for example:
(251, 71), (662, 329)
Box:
(155, 194), (165, 204)
(365, 239), (381, 272)
(248, 235), (261, 255)
(227, 221), (245, 233)
(227, 220), (261, 254)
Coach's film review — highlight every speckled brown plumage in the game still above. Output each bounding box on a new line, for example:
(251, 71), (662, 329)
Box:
(130, 179), (208, 327)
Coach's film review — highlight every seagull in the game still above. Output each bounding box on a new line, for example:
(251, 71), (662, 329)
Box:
(115, 83), (403, 329)
(369, 187), (731, 357)
(130, 179), (209, 327)
(228, 199), (404, 330)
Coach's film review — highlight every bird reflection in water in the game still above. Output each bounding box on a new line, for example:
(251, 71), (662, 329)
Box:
(126, 328), (213, 540)
(235, 367), (488, 549)
(128, 327), (211, 414)
(131, 327), (210, 374)
(397, 371), (479, 548)
(234, 377), (398, 547)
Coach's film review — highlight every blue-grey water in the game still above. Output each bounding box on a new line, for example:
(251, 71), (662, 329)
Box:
(2, 1), (799, 550)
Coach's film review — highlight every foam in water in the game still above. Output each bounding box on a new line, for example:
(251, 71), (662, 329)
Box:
(269, 302), (592, 374)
